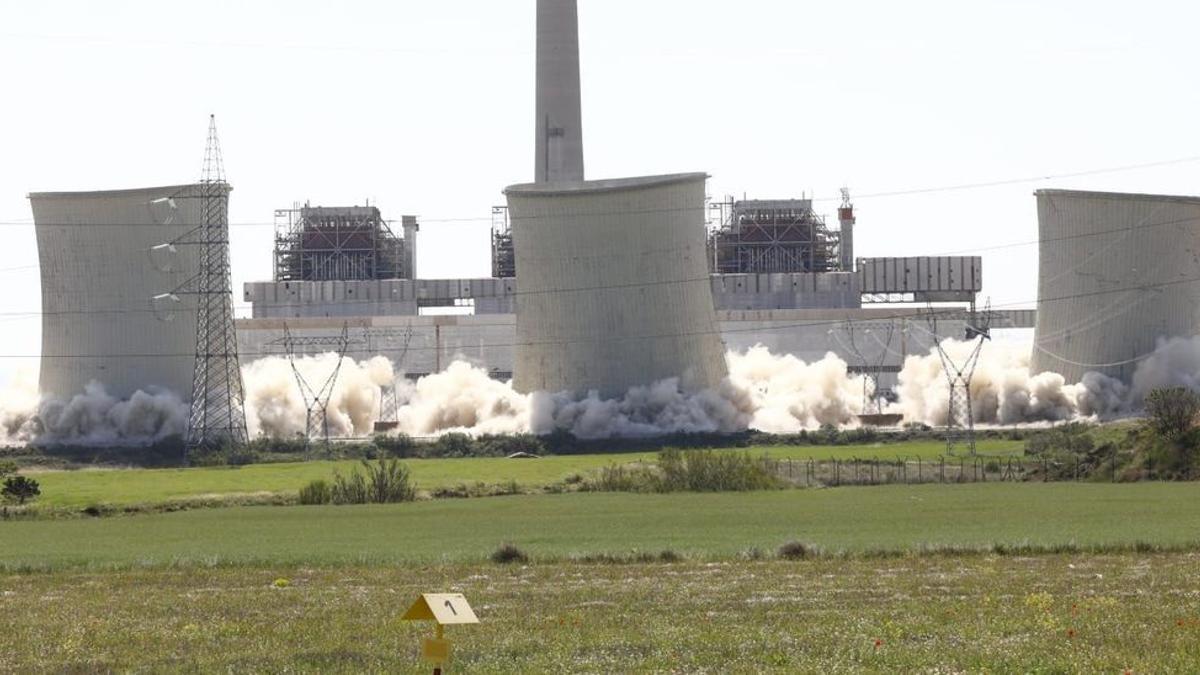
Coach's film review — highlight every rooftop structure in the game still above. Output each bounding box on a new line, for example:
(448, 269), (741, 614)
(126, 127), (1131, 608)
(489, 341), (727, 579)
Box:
(708, 198), (845, 274)
(273, 203), (417, 282)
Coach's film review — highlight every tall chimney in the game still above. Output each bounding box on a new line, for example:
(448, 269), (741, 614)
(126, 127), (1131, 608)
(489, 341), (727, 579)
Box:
(838, 188), (855, 272)
(535, 0), (585, 183)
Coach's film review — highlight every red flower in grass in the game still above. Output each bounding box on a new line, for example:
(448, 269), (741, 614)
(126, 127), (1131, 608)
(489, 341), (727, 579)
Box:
(874, 639), (882, 649)
(1067, 629), (1076, 639)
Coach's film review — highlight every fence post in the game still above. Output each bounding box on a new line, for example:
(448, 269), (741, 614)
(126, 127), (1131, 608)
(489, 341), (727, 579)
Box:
(917, 457), (922, 483)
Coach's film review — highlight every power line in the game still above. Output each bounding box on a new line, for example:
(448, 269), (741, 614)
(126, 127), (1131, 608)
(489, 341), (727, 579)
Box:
(6, 153), (1199, 228)
(3, 274), (1196, 361)
(2, 210), (1195, 322)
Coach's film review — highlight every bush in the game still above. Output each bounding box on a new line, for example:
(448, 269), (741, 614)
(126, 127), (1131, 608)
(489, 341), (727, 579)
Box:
(373, 433), (419, 458)
(298, 479), (332, 505)
(1145, 387), (1200, 440)
(491, 543), (528, 564)
(777, 541), (814, 560)
(331, 459), (415, 505)
(657, 448), (782, 492)
(586, 449), (782, 493)
(2, 475), (40, 505)
(0, 460), (17, 478)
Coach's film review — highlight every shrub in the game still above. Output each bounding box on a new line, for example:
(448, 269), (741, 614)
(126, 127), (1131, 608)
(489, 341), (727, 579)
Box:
(431, 433), (476, 458)
(657, 448), (782, 492)
(362, 458), (416, 503)
(374, 433), (419, 458)
(0, 460), (17, 478)
(331, 469), (369, 505)
(2, 475), (40, 505)
(491, 543), (528, 564)
(778, 541), (814, 560)
(1145, 387), (1200, 440)
(330, 459), (415, 505)
(298, 479), (333, 505)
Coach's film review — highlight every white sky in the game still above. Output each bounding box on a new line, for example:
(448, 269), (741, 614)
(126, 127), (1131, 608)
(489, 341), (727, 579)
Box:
(0, 0), (1197, 384)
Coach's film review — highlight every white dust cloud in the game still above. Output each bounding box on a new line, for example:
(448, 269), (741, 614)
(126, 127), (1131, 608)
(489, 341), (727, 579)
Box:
(8, 336), (1200, 444)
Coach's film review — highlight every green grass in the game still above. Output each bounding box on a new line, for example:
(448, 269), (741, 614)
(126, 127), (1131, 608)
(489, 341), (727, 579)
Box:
(2, 554), (1199, 672)
(25, 439), (1023, 509)
(2, 482), (1195, 570)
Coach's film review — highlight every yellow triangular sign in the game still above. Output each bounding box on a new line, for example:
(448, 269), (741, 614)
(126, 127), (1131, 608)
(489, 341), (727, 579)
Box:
(402, 593), (479, 625)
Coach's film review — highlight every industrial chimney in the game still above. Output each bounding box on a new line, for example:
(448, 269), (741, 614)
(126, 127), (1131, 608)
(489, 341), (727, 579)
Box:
(535, 0), (585, 183)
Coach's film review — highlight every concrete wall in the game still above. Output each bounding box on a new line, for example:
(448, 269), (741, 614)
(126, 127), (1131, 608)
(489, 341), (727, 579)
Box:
(712, 272), (860, 310)
(236, 308), (975, 392)
(505, 173), (728, 396)
(30, 184), (209, 399)
(244, 278), (517, 318)
(1032, 189), (1200, 382)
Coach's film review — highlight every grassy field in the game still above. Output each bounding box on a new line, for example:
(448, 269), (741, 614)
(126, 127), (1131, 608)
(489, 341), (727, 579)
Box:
(2, 554), (1198, 672)
(24, 439), (1023, 509)
(3, 483), (1197, 570)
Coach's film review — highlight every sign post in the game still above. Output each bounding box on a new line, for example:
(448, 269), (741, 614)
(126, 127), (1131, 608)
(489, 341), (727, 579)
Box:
(402, 593), (479, 673)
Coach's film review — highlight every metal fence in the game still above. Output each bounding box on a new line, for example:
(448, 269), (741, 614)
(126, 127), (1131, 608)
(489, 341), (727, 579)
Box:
(764, 453), (1144, 487)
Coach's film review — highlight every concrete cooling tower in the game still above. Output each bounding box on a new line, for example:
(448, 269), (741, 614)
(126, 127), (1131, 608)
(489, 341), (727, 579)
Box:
(506, 173), (729, 397)
(1032, 189), (1200, 383)
(30, 184), (215, 400)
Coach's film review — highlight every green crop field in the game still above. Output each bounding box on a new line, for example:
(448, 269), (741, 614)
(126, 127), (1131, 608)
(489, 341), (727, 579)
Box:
(3, 483), (1197, 570)
(4, 481), (1199, 671)
(2, 553), (1197, 672)
(24, 438), (1023, 509)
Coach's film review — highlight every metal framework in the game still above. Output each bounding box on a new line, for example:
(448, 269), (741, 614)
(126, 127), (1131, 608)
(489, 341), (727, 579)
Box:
(839, 321), (896, 416)
(185, 115), (249, 452)
(270, 323), (359, 445)
(273, 203), (411, 281)
(708, 198), (843, 274)
(491, 205), (515, 278)
(363, 325), (414, 429)
(927, 302), (992, 456)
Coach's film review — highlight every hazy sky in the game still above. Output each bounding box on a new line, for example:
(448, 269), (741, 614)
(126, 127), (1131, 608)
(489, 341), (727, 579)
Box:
(0, 0), (1197, 382)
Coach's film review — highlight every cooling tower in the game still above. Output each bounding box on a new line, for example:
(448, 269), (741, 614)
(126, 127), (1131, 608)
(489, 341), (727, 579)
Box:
(30, 184), (217, 400)
(535, 0), (584, 182)
(506, 173), (729, 396)
(1032, 189), (1200, 383)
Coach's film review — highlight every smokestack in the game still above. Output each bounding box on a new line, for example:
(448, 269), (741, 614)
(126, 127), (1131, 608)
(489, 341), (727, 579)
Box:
(535, 0), (585, 183)
(839, 188), (855, 272)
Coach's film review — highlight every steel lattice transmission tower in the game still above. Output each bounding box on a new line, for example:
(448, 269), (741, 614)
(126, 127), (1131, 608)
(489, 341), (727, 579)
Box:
(839, 320), (896, 416)
(927, 302), (992, 456)
(270, 323), (361, 445)
(186, 115), (249, 452)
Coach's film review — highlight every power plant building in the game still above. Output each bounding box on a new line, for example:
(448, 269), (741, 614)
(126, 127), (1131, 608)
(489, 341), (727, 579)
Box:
(1032, 189), (1200, 383)
(30, 184), (212, 400)
(506, 173), (728, 396)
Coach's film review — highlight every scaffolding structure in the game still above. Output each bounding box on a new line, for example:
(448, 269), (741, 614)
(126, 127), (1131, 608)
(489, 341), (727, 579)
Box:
(708, 198), (844, 274)
(491, 205), (515, 278)
(273, 203), (414, 282)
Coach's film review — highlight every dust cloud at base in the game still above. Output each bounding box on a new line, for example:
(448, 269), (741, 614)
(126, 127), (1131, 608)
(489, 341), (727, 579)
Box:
(5, 336), (1200, 445)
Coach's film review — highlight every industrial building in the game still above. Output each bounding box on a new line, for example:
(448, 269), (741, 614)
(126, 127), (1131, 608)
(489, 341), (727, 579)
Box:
(30, 184), (209, 400)
(273, 203), (417, 282)
(1032, 189), (1200, 383)
(236, 0), (1007, 399)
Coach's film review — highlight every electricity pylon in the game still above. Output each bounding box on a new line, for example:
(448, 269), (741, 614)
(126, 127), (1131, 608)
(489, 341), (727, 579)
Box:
(185, 115), (249, 453)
